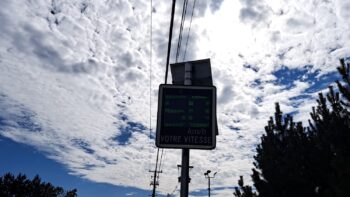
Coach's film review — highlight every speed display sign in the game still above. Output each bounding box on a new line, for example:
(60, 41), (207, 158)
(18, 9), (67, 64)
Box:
(156, 84), (216, 149)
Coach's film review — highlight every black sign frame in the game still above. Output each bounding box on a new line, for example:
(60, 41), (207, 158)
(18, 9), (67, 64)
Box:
(156, 84), (216, 149)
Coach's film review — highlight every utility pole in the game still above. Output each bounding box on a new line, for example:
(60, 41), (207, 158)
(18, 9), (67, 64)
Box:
(204, 170), (217, 197)
(149, 169), (162, 197)
(150, 149), (162, 197)
(180, 63), (192, 197)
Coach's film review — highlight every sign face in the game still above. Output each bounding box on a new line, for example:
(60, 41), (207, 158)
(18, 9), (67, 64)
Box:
(156, 84), (216, 149)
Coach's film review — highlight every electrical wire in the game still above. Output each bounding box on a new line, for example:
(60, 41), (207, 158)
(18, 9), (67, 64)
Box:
(148, 0), (158, 179)
(149, 1), (159, 196)
(165, 162), (182, 196)
(175, 0), (189, 63)
(164, 0), (177, 84)
(157, 0), (177, 185)
(149, 0), (153, 154)
(158, 149), (164, 171)
(158, 148), (166, 172)
(169, 183), (179, 196)
(183, 0), (196, 61)
(149, 0), (153, 178)
(156, 148), (165, 187)
(150, 1), (177, 196)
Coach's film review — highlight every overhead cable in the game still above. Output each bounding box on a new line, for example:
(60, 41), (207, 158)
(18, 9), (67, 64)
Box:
(183, 0), (196, 61)
(164, 0), (177, 84)
(158, 148), (165, 172)
(175, 0), (189, 63)
(151, 0), (177, 196)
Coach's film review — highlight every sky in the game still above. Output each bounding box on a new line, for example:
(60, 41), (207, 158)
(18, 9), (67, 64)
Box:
(0, 0), (349, 196)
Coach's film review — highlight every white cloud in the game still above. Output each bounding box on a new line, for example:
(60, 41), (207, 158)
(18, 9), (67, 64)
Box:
(0, 0), (349, 196)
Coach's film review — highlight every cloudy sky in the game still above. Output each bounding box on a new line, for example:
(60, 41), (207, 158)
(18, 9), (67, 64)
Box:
(0, 0), (349, 196)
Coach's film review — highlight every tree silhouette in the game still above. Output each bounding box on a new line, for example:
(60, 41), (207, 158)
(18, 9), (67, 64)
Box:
(307, 59), (350, 196)
(0, 172), (77, 197)
(233, 176), (257, 197)
(250, 103), (317, 197)
(234, 59), (350, 197)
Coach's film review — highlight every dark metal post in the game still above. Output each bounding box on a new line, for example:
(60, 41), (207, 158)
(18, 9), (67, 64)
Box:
(180, 149), (190, 197)
(204, 171), (217, 197)
(180, 63), (192, 197)
(208, 177), (210, 197)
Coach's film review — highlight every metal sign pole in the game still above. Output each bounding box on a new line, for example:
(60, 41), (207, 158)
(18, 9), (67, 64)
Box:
(208, 177), (211, 197)
(180, 149), (190, 197)
(180, 63), (192, 197)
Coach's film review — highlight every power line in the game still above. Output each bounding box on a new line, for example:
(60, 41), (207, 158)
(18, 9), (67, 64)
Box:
(158, 148), (165, 171)
(148, 0), (153, 175)
(164, 0), (177, 84)
(151, 1), (177, 196)
(168, 183), (179, 196)
(149, 0), (157, 196)
(166, 165), (182, 196)
(175, 0), (189, 63)
(156, 0), (178, 188)
(149, 0), (153, 151)
(183, 0), (196, 61)
(149, 1), (163, 197)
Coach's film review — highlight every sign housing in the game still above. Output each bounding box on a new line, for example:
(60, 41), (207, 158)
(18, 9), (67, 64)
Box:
(171, 59), (219, 136)
(156, 84), (216, 149)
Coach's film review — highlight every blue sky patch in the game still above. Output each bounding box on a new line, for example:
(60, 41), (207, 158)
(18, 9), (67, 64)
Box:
(289, 94), (314, 108)
(13, 110), (42, 132)
(190, 186), (236, 196)
(228, 125), (240, 131)
(272, 65), (341, 99)
(304, 71), (338, 93)
(0, 93), (42, 132)
(290, 94), (313, 101)
(0, 137), (157, 197)
(272, 65), (319, 90)
(96, 156), (117, 165)
(250, 79), (263, 89)
(113, 113), (150, 145)
(72, 139), (95, 154)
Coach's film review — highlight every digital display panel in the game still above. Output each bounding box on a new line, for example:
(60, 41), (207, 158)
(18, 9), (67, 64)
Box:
(156, 84), (216, 149)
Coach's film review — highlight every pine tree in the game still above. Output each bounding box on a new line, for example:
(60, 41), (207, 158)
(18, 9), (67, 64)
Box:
(233, 176), (257, 197)
(336, 59), (350, 106)
(234, 59), (350, 197)
(0, 172), (77, 197)
(307, 59), (350, 197)
(251, 103), (317, 197)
